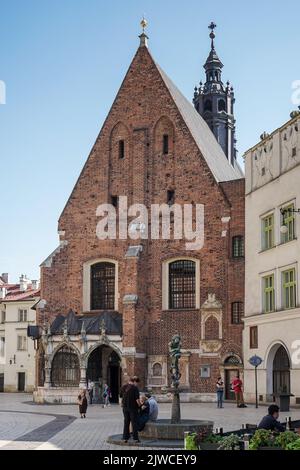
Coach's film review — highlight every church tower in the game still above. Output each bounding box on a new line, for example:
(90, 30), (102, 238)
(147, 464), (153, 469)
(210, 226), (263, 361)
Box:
(193, 22), (237, 165)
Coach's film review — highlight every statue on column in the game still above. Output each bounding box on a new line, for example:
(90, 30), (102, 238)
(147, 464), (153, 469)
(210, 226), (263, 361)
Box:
(169, 333), (182, 423)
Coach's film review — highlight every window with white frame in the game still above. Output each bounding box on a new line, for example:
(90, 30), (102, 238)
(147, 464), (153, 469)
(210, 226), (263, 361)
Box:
(17, 335), (27, 351)
(18, 309), (28, 322)
(261, 213), (274, 250)
(0, 337), (5, 357)
(262, 274), (275, 313)
(282, 268), (297, 310)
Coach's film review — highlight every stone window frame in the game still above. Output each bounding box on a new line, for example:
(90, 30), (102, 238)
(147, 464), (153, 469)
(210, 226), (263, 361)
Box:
(201, 311), (222, 340)
(83, 258), (119, 312)
(162, 257), (200, 311)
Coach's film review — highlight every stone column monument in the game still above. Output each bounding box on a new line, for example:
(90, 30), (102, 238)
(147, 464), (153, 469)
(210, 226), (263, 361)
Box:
(169, 333), (182, 424)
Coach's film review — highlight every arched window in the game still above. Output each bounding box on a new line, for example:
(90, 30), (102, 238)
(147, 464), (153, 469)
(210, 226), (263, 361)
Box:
(51, 345), (80, 387)
(91, 262), (115, 310)
(204, 315), (219, 340)
(218, 99), (226, 112)
(224, 355), (241, 366)
(204, 99), (212, 112)
(169, 260), (196, 309)
(153, 362), (162, 376)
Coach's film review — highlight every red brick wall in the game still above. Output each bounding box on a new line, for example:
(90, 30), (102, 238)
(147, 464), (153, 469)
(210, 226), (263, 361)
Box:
(39, 44), (245, 393)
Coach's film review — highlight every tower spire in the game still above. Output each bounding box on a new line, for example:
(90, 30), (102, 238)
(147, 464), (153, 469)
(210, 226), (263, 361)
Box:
(193, 23), (237, 165)
(139, 16), (149, 48)
(208, 21), (217, 50)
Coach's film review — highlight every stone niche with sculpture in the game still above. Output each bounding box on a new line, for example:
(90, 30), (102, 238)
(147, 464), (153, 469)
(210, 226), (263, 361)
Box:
(199, 293), (223, 355)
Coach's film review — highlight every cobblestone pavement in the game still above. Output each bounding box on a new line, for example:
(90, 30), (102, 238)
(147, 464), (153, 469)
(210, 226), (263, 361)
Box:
(0, 393), (299, 450)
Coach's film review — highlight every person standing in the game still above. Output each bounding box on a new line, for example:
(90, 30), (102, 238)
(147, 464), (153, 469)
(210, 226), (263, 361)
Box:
(120, 376), (141, 443)
(78, 389), (88, 418)
(102, 383), (111, 408)
(87, 380), (94, 405)
(231, 374), (247, 408)
(216, 376), (224, 408)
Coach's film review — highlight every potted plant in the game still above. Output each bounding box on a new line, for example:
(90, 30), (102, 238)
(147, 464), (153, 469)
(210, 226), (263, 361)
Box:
(286, 438), (300, 450)
(217, 434), (241, 450)
(274, 431), (299, 450)
(184, 432), (198, 450)
(249, 429), (278, 450)
(184, 430), (222, 450)
(197, 431), (223, 450)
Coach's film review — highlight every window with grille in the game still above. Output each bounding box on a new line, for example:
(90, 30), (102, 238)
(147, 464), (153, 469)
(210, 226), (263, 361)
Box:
(17, 336), (27, 351)
(262, 214), (274, 250)
(281, 204), (296, 243)
(250, 326), (258, 349)
(91, 262), (115, 310)
(169, 260), (196, 309)
(263, 274), (275, 313)
(18, 309), (28, 322)
(282, 268), (297, 310)
(231, 302), (244, 324)
(232, 236), (244, 258)
(51, 345), (80, 387)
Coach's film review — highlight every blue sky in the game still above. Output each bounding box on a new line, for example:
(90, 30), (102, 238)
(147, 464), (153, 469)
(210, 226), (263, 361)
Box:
(0, 0), (299, 282)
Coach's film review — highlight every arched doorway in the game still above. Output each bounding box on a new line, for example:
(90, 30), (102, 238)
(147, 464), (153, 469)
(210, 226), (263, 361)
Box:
(224, 355), (243, 400)
(51, 345), (80, 387)
(86, 345), (121, 403)
(273, 345), (290, 395)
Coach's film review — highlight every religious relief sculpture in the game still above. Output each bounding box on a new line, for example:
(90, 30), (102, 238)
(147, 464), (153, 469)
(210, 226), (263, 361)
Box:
(169, 333), (182, 388)
(99, 319), (109, 344)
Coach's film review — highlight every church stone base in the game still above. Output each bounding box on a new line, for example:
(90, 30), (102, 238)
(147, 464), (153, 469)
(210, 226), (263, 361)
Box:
(155, 393), (216, 403)
(33, 387), (217, 404)
(33, 386), (81, 404)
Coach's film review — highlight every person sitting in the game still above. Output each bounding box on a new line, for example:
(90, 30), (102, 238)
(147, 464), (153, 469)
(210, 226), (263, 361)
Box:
(137, 395), (150, 431)
(145, 393), (158, 421)
(258, 405), (285, 432)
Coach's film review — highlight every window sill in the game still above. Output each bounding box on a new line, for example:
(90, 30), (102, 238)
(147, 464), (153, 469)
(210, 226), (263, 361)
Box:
(259, 238), (297, 253)
(162, 308), (200, 313)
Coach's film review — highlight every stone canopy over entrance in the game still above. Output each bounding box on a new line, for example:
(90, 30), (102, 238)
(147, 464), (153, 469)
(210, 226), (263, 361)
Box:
(31, 311), (123, 404)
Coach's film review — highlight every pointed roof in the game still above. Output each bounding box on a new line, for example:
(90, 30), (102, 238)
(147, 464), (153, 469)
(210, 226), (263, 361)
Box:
(204, 47), (223, 70)
(154, 58), (243, 181)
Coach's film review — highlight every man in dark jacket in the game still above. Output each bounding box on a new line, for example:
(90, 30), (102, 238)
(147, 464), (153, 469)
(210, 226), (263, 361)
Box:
(258, 405), (285, 432)
(120, 376), (141, 443)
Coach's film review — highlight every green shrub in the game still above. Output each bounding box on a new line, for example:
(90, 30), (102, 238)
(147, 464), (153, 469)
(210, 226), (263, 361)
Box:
(217, 434), (241, 450)
(274, 431), (299, 450)
(249, 429), (275, 450)
(184, 433), (198, 450)
(286, 438), (300, 450)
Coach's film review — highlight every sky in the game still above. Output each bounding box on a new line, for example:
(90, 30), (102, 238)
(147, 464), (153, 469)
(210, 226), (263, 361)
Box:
(0, 0), (299, 283)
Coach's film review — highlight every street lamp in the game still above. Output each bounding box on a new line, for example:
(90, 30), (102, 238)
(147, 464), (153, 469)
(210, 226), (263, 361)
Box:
(280, 207), (300, 234)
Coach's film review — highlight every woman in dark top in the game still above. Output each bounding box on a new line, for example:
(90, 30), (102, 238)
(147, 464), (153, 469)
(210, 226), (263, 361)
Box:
(78, 389), (88, 418)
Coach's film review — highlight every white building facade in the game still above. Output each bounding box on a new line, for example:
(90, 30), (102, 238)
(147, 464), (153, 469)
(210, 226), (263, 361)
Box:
(244, 112), (300, 405)
(0, 274), (39, 393)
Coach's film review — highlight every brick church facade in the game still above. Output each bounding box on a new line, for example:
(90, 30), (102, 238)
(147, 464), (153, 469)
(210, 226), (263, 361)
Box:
(33, 28), (245, 403)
